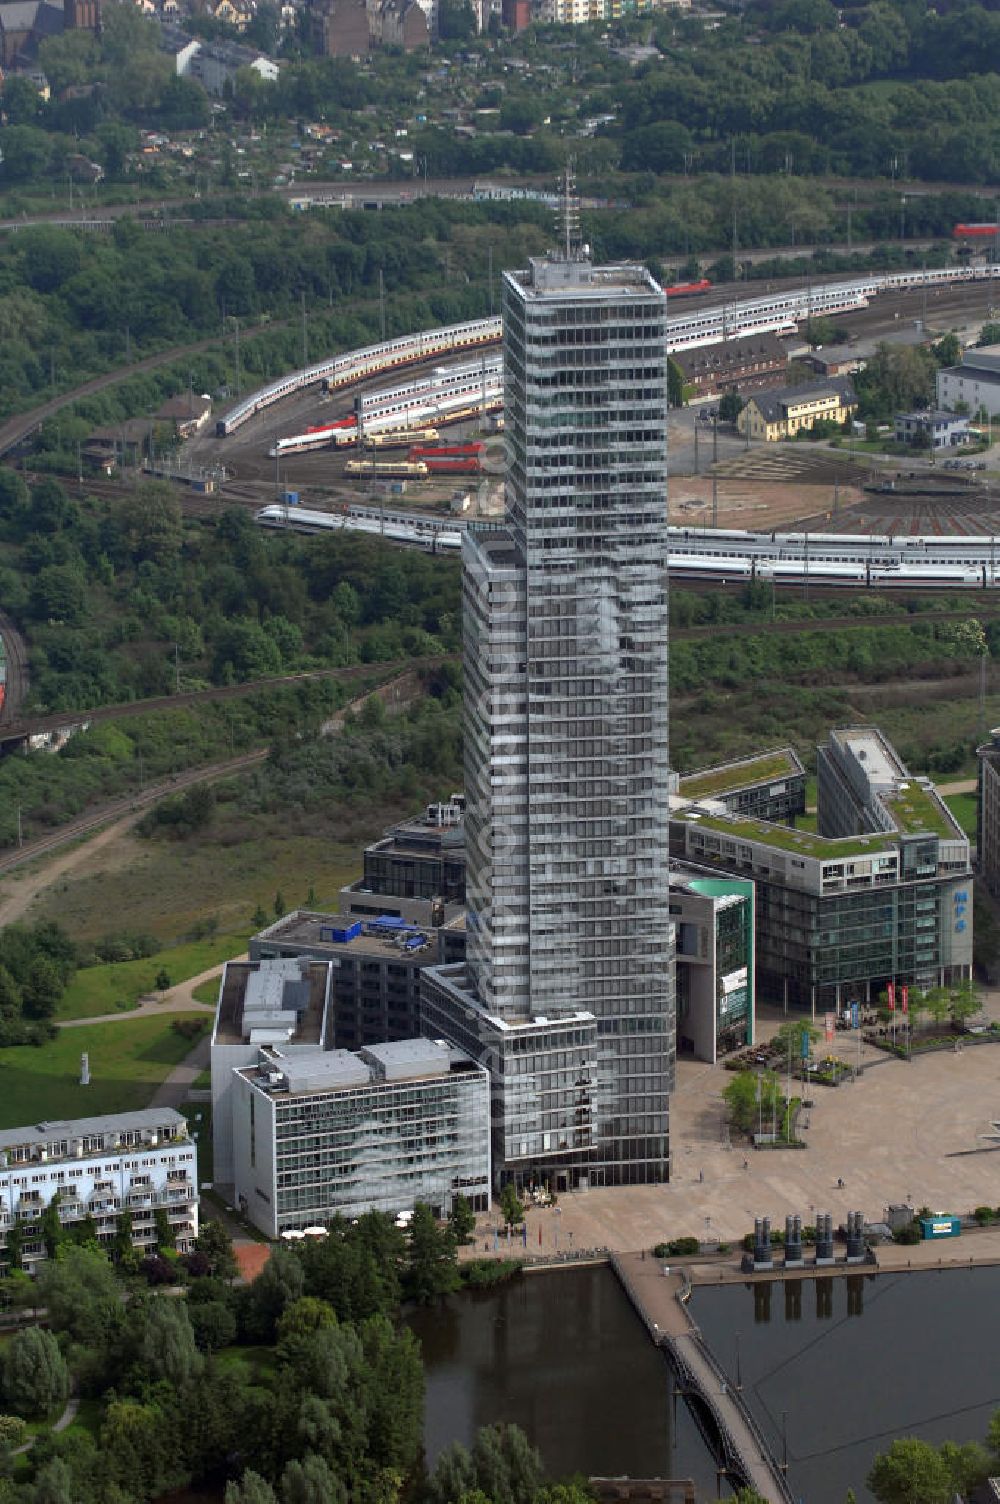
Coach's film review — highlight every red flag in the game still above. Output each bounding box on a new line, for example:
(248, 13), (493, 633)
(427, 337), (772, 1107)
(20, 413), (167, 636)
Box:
(887, 982), (895, 1012)
(901, 986), (908, 1015)
(538, 1226), (542, 1247)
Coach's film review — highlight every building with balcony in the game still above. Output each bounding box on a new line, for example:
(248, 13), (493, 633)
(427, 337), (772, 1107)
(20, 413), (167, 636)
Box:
(421, 238), (674, 1192)
(0, 1109), (197, 1271)
(231, 1038), (490, 1237)
(671, 728), (971, 1015)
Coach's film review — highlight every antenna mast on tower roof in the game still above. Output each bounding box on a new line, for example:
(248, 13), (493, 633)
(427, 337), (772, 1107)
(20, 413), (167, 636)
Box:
(558, 163), (583, 262)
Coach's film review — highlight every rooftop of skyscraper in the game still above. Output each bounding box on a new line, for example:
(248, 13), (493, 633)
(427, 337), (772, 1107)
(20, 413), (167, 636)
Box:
(508, 255), (662, 299)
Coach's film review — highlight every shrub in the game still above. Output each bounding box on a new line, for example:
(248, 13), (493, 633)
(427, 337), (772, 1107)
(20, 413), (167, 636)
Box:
(171, 1017), (207, 1041)
(894, 1223), (921, 1245)
(460, 1259), (523, 1289)
(973, 1206), (995, 1225)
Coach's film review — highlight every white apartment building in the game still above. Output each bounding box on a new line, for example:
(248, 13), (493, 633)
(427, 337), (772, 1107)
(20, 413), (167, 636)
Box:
(231, 1039), (490, 1238)
(0, 1109), (198, 1271)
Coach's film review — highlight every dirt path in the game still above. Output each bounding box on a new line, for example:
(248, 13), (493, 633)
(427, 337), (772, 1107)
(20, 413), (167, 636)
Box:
(936, 777), (977, 795)
(149, 1033), (212, 1111)
(0, 811), (144, 929)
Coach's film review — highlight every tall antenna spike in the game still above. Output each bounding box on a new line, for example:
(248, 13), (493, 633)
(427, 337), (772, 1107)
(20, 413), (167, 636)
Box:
(558, 162), (582, 262)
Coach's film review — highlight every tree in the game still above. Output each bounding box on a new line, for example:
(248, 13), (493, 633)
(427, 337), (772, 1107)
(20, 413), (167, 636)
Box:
(274, 890), (286, 918)
(667, 357), (685, 408)
(35, 1245), (121, 1347)
(275, 1296), (336, 1345)
(0, 1411), (24, 1448)
(4, 1222), (25, 1275)
(438, 0), (476, 37)
(868, 1437), (952, 1504)
(722, 1070), (759, 1134)
(405, 1203), (458, 1305)
(21, 956), (64, 1019)
(448, 1194), (476, 1247)
(774, 1020), (820, 1062)
(194, 1219), (238, 1281)
(41, 1194), (64, 1260)
(154, 968), (171, 992)
(947, 979), (981, 1030)
(131, 1297), (202, 1387)
(0, 1326), (68, 1418)
(718, 392), (744, 424)
(977, 323), (1000, 348)
(921, 986), (951, 1031)
(189, 1299), (237, 1353)
(113, 1209), (135, 1267)
(154, 1206), (176, 1251)
(244, 1245), (305, 1342)
(225, 1473), (278, 1504)
(500, 1183), (524, 1228)
(932, 333), (962, 368)
(31, 1457), (75, 1504)
(279, 1453), (342, 1504)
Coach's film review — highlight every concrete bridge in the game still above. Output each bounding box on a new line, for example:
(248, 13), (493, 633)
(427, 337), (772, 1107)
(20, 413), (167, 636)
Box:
(611, 1253), (795, 1504)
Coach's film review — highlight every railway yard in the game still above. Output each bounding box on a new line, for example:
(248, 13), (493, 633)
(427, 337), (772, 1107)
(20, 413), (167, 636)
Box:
(3, 260), (1000, 594)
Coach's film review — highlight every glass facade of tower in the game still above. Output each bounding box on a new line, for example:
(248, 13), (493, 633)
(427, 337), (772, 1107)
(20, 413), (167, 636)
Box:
(428, 251), (675, 1189)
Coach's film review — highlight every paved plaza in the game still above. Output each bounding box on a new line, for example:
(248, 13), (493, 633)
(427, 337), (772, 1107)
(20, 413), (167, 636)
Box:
(472, 1026), (1000, 1255)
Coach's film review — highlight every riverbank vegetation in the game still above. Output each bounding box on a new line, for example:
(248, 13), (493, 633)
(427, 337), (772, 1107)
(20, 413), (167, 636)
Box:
(0, 1218), (592, 1504)
(868, 1418), (1000, 1504)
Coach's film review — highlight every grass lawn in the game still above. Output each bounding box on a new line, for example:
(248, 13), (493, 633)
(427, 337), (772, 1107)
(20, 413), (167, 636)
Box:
(192, 979), (221, 1007)
(28, 813), (367, 945)
(0, 1014), (205, 1129)
(944, 791), (978, 837)
(180, 1101), (213, 1184)
(58, 935), (250, 1021)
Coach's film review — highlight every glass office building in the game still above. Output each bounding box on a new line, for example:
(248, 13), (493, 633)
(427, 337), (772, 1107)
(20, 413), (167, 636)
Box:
(231, 1038), (490, 1237)
(671, 729), (972, 1013)
(424, 241), (675, 1189)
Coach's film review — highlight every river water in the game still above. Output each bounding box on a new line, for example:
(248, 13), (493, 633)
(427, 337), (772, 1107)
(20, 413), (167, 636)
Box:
(412, 1263), (1000, 1503)
(408, 1265), (725, 1497)
(692, 1265), (1000, 1503)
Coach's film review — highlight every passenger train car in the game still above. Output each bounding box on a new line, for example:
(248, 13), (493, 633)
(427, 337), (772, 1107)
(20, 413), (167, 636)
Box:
(256, 504), (463, 552)
(255, 506), (1000, 586)
(230, 263), (999, 454)
(216, 316), (503, 437)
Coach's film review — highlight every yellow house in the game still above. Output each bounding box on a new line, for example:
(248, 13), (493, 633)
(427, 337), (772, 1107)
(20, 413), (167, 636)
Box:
(737, 379), (857, 442)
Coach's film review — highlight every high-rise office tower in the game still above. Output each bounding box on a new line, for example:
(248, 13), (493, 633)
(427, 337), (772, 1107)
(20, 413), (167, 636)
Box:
(422, 228), (674, 1190)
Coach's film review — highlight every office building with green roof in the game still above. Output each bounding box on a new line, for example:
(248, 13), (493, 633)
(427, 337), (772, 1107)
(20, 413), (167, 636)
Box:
(671, 729), (972, 1016)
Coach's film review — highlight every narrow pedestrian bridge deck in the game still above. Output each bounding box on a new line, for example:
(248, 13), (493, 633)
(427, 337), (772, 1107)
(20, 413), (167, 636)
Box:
(611, 1252), (794, 1504)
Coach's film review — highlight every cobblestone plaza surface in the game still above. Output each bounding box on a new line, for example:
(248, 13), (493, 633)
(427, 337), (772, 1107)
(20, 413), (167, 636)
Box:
(469, 1017), (1000, 1251)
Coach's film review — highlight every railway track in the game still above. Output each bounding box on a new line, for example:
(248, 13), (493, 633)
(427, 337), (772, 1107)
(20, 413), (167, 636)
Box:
(0, 315), (290, 462)
(0, 656), (456, 744)
(0, 749), (267, 877)
(0, 668), (429, 873)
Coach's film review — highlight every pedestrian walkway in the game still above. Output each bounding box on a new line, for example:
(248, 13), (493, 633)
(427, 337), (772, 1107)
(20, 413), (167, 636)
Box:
(612, 1253), (793, 1504)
